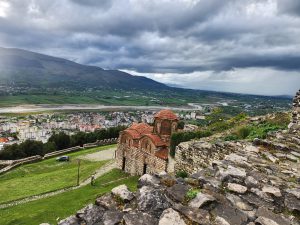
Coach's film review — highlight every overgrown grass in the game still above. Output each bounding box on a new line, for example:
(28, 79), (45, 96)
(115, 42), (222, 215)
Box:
(0, 169), (138, 225)
(0, 145), (115, 204)
(224, 112), (290, 141)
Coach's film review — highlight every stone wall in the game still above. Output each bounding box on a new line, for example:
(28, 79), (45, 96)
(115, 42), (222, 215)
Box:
(0, 155), (42, 175)
(83, 138), (118, 148)
(289, 89), (300, 131)
(43, 146), (83, 159)
(174, 140), (242, 174)
(116, 144), (167, 175)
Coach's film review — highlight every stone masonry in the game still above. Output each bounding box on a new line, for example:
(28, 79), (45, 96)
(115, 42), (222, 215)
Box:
(289, 89), (300, 131)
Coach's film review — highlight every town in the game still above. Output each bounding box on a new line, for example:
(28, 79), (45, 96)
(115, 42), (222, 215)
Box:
(0, 109), (210, 151)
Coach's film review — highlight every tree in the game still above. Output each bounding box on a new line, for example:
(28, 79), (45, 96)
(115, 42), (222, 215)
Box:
(48, 132), (71, 150)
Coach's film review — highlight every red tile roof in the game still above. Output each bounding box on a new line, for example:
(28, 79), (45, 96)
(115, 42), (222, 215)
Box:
(123, 123), (153, 139)
(0, 137), (9, 143)
(154, 109), (178, 120)
(155, 148), (169, 160)
(142, 134), (167, 147)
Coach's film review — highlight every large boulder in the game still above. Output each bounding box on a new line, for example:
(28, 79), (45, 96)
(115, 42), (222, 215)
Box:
(166, 183), (189, 202)
(138, 174), (160, 188)
(173, 204), (210, 225)
(284, 188), (300, 212)
(158, 208), (186, 225)
(95, 193), (118, 210)
(188, 193), (216, 209)
(102, 210), (124, 225)
(137, 186), (171, 217)
(123, 211), (158, 225)
(58, 215), (80, 225)
(111, 184), (134, 202)
(75, 204), (105, 225)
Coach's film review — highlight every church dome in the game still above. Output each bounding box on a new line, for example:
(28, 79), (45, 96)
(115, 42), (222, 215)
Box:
(154, 109), (178, 120)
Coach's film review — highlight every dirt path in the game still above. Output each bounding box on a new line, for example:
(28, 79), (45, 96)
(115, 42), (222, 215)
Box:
(78, 147), (116, 162)
(0, 160), (118, 209)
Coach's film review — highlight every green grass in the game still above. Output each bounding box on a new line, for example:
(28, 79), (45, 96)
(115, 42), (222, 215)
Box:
(0, 169), (139, 225)
(0, 145), (116, 204)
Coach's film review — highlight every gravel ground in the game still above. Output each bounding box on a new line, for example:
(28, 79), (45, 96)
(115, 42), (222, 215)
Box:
(78, 147), (116, 162)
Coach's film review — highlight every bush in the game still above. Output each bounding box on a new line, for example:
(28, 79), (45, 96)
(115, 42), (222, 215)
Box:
(224, 135), (238, 141)
(185, 188), (201, 201)
(176, 170), (188, 178)
(236, 126), (251, 139)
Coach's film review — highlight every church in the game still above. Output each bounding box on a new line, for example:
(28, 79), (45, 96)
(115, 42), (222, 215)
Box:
(115, 109), (178, 175)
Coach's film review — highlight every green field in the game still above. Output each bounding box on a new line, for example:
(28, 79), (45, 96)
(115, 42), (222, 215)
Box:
(0, 169), (138, 225)
(0, 145), (116, 204)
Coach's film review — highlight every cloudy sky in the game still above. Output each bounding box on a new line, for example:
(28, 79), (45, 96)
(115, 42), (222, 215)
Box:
(0, 0), (299, 96)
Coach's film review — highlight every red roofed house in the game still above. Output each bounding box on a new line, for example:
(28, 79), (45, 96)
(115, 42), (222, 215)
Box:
(116, 109), (179, 175)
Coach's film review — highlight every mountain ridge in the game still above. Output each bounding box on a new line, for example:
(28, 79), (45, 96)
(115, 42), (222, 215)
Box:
(0, 47), (168, 91)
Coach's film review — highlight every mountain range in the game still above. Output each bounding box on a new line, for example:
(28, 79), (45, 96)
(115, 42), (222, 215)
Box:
(0, 47), (167, 90)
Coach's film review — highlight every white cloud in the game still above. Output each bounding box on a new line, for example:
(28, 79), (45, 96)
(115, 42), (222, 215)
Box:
(122, 67), (300, 95)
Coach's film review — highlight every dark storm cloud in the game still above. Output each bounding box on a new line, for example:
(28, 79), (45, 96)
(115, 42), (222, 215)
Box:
(0, 0), (299, 95)
(277, 0), (300, 16)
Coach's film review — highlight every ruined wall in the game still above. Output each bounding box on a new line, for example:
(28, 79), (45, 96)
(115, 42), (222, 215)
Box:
(290, 89), (300, 131)
(174, 140), (241, 174)
(116, 144), (167, 175)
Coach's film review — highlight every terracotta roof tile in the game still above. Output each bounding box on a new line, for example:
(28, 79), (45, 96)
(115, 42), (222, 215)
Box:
(0, 137), (9, 143)
(155, 148), (169, 160)
(154, 109), (178, 120)
(142, 134), (167, 147)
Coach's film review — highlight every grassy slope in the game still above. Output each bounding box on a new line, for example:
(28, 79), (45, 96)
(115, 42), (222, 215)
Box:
(0, 145), (116, 204)
(0, 169), (138, 225)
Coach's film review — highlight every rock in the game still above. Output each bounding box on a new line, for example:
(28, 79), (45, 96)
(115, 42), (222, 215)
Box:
(245, 145), (259, 153)
(137, 186), (171, 217)
(226, 193), (253, 211)
(227, 183), (247, 194)
(219, 165), (246, 181)
(95, 193), (118, 210)
(173, 204), (210, 225)
(75, 204), (104, 225)
(123, 211), (158, 225)
(184, 177), (199, 186)
(274, 153), (286, 159)
(102, 210), (124, 225)
(285, 188), (300, 212)
(286, 154), (299, 162)
(291, 151), (300, 157)
(212, 200), (248, 225)
(160, 175), (176, 187)
(166, 183), (189, 202)
(245, 176), (259, 188)
(111, 184), (134, 202)
(255, 217), (280, 225)
(262, 185), (282, 197)
(225, 153), (250, 167)
(214, 216), (231, 225)
(138, 174), (160, 188)
(58, 215), (80, 225)
(188, 192), (216, 208)
(262, 152), (279, 163)
(255, 207), (290, 225)
(158, 208), (186, 225)
(250, 188), (274, 202)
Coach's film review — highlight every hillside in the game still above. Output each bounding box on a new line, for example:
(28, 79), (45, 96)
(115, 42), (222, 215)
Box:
(0, 47), (167, 91)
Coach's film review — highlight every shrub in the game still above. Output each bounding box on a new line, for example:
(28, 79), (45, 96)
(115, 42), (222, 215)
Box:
(176, 170), (188, 178)
(185, 188), (201, 201)
(224, 135), (238, 141)
(236, 126), (251, 139)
